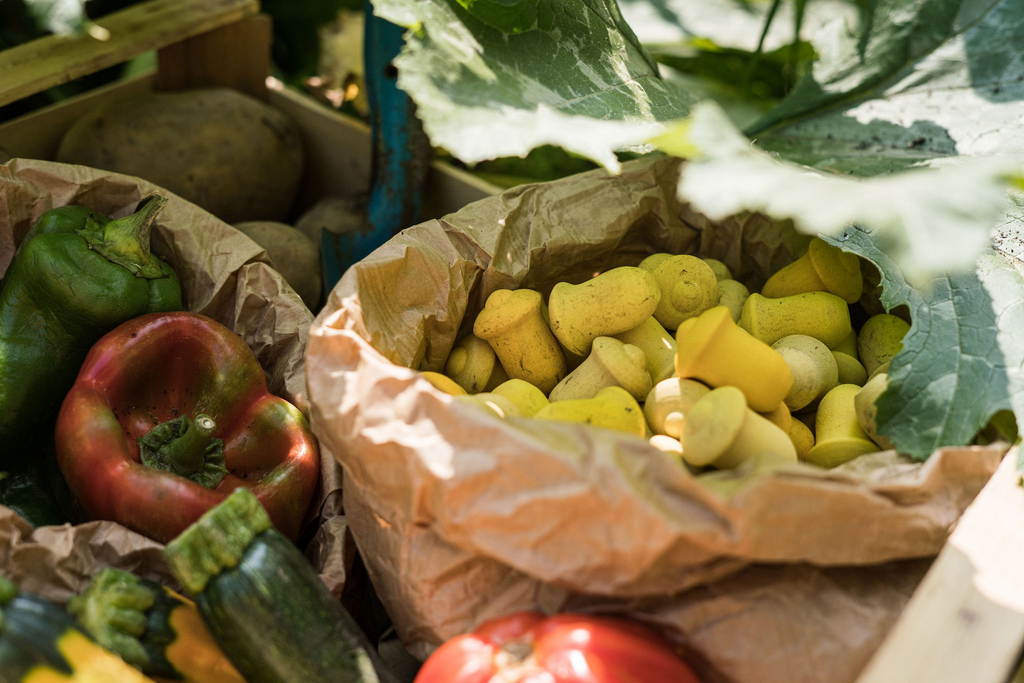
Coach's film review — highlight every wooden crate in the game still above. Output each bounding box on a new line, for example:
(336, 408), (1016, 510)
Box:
(854, 449), (1024, 683)
(0, 0), (500, 235)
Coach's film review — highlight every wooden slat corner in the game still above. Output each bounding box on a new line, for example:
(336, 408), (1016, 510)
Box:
(856, 451), (1024, 683)
(0, 0), (259, 108)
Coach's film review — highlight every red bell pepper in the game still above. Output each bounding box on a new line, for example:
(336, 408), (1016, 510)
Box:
(414, 611), (701, 683)
(55, 311), (319, 544)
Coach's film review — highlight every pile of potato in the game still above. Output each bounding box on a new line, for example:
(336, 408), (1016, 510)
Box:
(425, 238), (909, 471)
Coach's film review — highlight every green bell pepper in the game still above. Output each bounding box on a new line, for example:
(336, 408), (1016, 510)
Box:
(0, 195), (182, 523)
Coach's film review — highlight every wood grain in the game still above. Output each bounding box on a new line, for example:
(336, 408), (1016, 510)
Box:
(856, 450), (1024, 683)
(0, 72), (155, 160)
(0, 0), (258, 108)
(156, 14), (271, 99)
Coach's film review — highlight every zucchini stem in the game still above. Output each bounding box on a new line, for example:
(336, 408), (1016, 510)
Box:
(67, 568), (154, 668)
(165, 488), (272, 595)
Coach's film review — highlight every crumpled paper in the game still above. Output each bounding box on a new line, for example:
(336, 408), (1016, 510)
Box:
(306, 154), (1006, 682)
(0, 158), (346, 600)
(562, 558), (935, 683)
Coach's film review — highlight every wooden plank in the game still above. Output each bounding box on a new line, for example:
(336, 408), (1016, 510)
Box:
(0, 0), (258, 108)
(268, 84), (501, 219)
(0, 72), (155, 161)
(156, 15), (271, 99)
(268, 85), (375, 209)
(856, 450), (1024, 683)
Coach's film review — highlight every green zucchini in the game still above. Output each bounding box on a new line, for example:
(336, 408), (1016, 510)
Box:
(0, 577), (74, 682)
(0, 575), (153, 682)
(164, 488), (400, 683)
(68, 567), (246, 683)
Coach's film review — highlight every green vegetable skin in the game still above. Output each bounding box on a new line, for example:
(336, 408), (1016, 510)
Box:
(0, 575), (156, 682)
(165, 489), (400, 683)
(0, 195), (182, 521)
(69, 567), (247, 683)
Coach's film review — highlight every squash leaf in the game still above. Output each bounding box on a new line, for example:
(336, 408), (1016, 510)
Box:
(368, 0), (696, 171)
(820, 227), (1024, 461)
(750, 0), (1024, 172)
(667, 103), (1023, 280)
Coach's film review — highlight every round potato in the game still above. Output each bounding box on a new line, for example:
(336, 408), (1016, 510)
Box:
(234, 221), (322, 310)
(294, 195), (365, 252)
(57, 89), (304, 223)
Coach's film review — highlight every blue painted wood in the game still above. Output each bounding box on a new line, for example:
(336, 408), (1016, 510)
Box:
(321, 3), (432, 291)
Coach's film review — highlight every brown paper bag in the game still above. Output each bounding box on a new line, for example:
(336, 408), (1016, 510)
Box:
(0, 158), (346, 598)
(306, 154), (1005, 681)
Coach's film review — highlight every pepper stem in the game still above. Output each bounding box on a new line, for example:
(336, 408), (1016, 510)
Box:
(167, 414), (215, 474)
(104, 194), (163, 258)
(138, 414), (228, 489)
(78, 195), (168, 279)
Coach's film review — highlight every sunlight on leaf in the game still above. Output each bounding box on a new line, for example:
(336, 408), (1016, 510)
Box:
(370, 0), (693, 171)
(648, 120), (698, 158)
(25, 0), (89, 36)
(661, 102), (1024, 282)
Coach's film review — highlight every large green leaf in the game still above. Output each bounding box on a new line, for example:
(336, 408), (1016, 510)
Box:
(667, 0), (1024, 456)
(752, 0), (1024, 171)
(666, 102), (1024, 459)
(750, 0), (1006, 133)
(370, 0), (696, 171)
(670, 103), (1022, 280)
(820, 228), (1024, 460)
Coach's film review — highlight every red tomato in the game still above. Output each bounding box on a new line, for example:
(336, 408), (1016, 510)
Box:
(414, 611), (701, 683)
